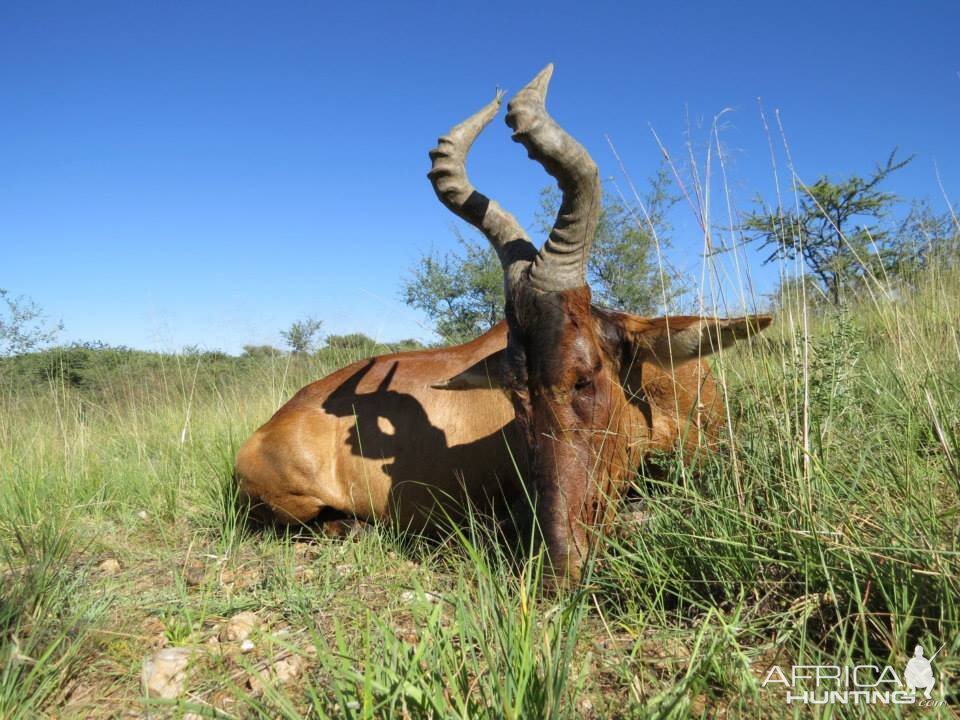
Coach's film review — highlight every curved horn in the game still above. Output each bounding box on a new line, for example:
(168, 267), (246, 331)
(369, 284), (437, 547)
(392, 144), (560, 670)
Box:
(506, 64), (601, 293)
(428, 92), (537, 288)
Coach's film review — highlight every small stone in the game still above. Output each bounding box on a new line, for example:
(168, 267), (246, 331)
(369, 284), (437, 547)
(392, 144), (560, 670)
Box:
(141, 647), (194, 699)
(295, 566), (317, 582)
(183, 564), (206, 587)
(240, 639), (255, 654)
(272, 655), (304, 684)
(137, 510), (148, 520)
(99, 558), (121, 575)
(227, 566), (262, 590)
(400, 590), (441, 604)
(294, 543), (319, 559)
(220, 611), (259, 642)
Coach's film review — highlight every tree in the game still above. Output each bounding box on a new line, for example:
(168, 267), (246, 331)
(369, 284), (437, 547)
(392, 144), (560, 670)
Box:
(280, 317), (323, 355)
(892, 200), (960, 273)
(743, 149), (913, 304)
(0, 289), (62, 356)
(325, 332), (378, 351)
(767, 273), (828, 310)
(403, 167), (680, 343)
(401, 230), (504, 344)
(389, 338), (426, 353)
(535, 164), (681, 314)
(242, 344), (283, 359)
(323, 333), (425, 355)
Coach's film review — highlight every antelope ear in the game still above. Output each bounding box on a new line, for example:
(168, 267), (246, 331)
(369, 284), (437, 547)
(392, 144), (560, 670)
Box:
(431, 348), (505, 391)
(628, 315), (773, 365)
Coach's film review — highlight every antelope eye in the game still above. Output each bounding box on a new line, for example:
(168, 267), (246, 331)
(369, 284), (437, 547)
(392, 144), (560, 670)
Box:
(573, 376), (593, 391)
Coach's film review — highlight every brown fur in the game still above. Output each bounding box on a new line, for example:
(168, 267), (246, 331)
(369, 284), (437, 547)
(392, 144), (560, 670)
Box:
(502, 287), (766, 580)
(234, 307), (754, 554)
(236, 323), (521, 529)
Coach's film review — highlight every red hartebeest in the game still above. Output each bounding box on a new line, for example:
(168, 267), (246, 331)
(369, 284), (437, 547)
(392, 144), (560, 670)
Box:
(235, 66), (771, 580)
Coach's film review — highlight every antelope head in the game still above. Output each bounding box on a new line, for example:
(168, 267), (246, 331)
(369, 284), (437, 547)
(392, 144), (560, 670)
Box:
(428, 65), (771, 582)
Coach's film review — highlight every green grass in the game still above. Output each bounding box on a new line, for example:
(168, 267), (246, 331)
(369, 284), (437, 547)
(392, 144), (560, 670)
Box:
(1, 266), (958, 718)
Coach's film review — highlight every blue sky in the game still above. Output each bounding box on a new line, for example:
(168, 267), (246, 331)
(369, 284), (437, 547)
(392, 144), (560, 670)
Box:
(2, 1), (957, 352)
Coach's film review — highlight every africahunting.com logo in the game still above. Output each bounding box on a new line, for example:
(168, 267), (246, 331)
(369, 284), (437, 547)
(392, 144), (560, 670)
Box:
(761, 645), (946, 707)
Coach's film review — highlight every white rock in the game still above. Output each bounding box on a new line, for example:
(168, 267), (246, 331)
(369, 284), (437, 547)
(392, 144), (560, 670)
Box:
(141, 647), (194, 699)
(220, 611), (259, 642)
(272, 655), (304, 684)
(240, 639), (255, 654)
(137, 510), (148, 520)
(98, 558), (121, 575)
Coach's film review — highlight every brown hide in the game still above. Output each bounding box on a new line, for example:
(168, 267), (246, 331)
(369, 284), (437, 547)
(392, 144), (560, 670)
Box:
(501, 287), (771, 580)
(236, 65), (773, 585)
(236, 323), (520, 529)
(235, 311), (734, 533)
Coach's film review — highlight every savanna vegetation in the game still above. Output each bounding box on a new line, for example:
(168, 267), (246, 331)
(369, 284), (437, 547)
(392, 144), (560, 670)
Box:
(2, 152), (959, 718)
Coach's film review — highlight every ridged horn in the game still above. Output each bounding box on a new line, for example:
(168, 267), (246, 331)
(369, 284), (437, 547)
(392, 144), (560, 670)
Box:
(506, 64), (601, 293)
(428, 92), (537, 289)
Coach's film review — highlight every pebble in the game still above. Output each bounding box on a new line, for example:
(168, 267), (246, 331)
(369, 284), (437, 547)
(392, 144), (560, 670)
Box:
(400, 590), (441, 604)
(183, 564), (207, 587)
(272, 655), (304, 684)
(141, 647), (194, 699)
(220, 611), (259, 642)
(98, 558), (121, 575)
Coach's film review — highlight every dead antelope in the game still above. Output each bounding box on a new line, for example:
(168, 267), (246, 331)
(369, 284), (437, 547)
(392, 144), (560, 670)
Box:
(235, 65), (771, 580)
